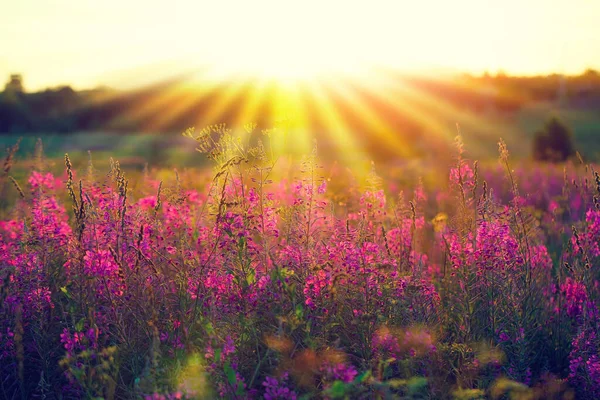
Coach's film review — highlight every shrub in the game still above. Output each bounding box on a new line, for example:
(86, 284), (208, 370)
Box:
(532, 117), (575, 162)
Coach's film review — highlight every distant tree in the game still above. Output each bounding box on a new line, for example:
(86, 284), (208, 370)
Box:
(583, 69), (599, 79)
(532, 117), (575, 162)
(4, 74), (24, 93)
(0, 92), (34, 133)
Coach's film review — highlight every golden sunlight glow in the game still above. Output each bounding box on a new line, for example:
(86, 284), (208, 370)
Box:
(212, 47), (361, 83)
(2, 0), (599, 90)
(3, 0), (599, 164)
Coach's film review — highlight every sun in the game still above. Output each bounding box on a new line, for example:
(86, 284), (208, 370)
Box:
(177, 0), (385, 84)
(200, 28), (367, 84)
(233, 54), (339, 83)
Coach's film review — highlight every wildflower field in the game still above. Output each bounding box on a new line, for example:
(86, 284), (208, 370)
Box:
(1, 126), (599, 399)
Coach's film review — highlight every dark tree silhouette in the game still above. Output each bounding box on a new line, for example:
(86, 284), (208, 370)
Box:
(532, 117), (575, 162)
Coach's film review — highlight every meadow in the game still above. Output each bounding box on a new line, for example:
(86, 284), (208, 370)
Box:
(0, 123), (599, 400)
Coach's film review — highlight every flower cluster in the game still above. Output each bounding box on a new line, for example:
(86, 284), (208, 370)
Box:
(0, 137), (598, 398)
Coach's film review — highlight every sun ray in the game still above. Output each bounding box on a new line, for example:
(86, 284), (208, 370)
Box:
(340, 69), (514, 160)
(115, 77), (197, 127)
(319, 78), (413, 159)
(262, 82), (314, 157)
(145, 81), (225, 132)
(383, 73), (515, 156)
(232, 78), (268, 129)
(195, 80), (253, 128)
(300, 79), (368, 167)
(339, 75), (456, 157)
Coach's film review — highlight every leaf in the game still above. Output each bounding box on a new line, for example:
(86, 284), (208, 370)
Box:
(407, 377), (428, 395)
(354, 370), (371, 384)
(325, 380), (349, 399)
(386, 379), (408, 388)
(75, 318), (85, 332)
(60, 286), (72, 300)
(224, 362), (237, 386)
(204, 321), (215, 335)
(246, 269), (256, 285)
(236, 380), (245, 396)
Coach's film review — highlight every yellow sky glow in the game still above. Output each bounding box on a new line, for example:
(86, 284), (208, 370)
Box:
(1, 0), (599, 90)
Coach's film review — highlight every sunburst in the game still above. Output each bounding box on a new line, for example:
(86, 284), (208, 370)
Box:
(87, 63), (508, 168)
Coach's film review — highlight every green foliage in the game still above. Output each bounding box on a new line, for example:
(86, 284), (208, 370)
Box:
(59, 345), (119, 399)
(452, 388), (485, 400)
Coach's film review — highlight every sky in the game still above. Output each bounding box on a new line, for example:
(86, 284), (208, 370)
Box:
(1, 0), (599, 91)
